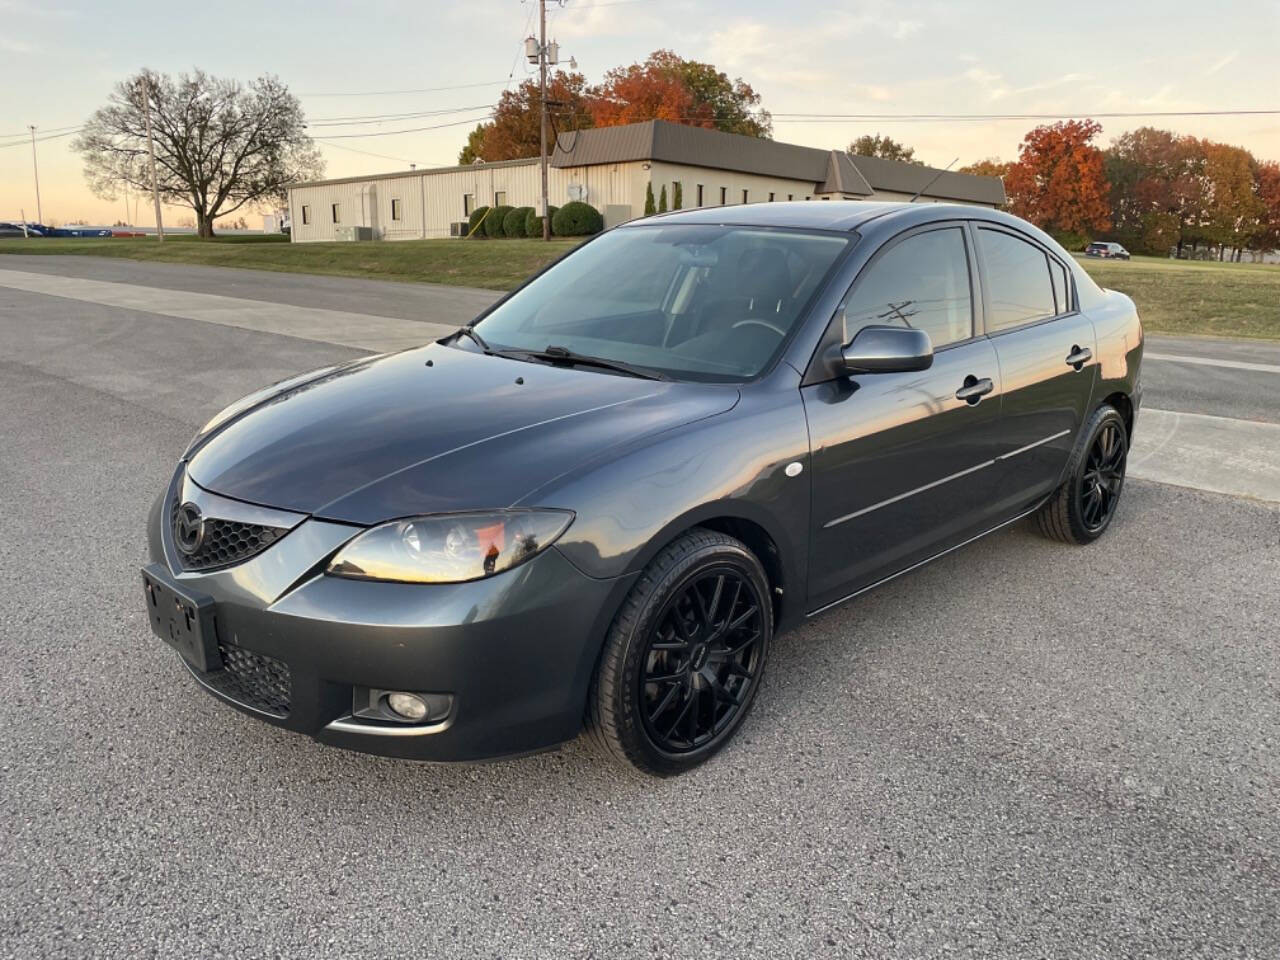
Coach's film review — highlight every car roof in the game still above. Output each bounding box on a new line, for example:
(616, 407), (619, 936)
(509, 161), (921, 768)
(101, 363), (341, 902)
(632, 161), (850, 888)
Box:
(625, 200), (1021, 234)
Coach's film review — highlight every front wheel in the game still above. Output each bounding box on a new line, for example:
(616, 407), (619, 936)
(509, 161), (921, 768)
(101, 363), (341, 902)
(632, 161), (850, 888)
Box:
(1035, 403), (1128, 544)
(586, 529), (772, 776)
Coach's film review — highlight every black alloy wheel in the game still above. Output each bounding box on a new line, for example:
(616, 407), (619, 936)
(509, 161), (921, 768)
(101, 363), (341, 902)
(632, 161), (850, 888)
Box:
(1081, 419), (1126, 531)
(639, 566), (765, 754)
(1035, 403), (1129, 545)
(587, 528), (773, 776)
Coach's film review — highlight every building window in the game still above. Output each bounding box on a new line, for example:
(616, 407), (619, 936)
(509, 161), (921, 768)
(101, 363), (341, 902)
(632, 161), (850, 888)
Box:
(331, 203), (340, 223)
(742, 189), (749, 204)
(464, 193), (475, 216)
(768, 192), (775, 202)
(391, 198), (403, 221)
(301, 205), (311, 225)
(494, 190), (507, 206)
(696, 184), (704, 206)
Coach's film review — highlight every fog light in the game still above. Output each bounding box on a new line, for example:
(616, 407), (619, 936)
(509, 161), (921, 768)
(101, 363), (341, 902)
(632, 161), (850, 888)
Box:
(386, 692), (429, 721)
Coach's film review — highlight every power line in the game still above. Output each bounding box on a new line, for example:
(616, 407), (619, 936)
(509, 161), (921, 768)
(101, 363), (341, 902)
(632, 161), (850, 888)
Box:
(768, 109), (1280, 122)
(314, 138), (451, 167)
(0, 128), (82, 149)
(300, 79), (512, 98)
(309, 104), (493, 127)
(317, 113), (494, 139)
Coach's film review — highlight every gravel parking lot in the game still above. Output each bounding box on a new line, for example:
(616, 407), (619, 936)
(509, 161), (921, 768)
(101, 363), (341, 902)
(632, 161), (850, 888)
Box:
(1, 263), (1277, 959)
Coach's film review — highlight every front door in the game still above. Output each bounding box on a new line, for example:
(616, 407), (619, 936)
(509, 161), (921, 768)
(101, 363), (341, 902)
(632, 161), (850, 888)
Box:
(802, 224), (1007, 612)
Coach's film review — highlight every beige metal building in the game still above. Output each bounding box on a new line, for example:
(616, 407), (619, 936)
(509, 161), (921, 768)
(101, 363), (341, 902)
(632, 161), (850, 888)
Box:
(286, 119), (1005, 243)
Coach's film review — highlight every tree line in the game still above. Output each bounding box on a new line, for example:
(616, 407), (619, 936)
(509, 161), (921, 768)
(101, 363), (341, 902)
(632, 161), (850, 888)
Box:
(956, 121), (1280, 260)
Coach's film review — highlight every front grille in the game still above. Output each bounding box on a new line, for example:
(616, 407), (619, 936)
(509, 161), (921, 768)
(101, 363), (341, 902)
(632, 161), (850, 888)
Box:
(170, 497), (286, 572)
(200, 642), (292, 717)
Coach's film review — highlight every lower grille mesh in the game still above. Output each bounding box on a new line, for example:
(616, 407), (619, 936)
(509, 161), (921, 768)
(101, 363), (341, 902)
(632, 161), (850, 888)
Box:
(199, 643), (292, 717)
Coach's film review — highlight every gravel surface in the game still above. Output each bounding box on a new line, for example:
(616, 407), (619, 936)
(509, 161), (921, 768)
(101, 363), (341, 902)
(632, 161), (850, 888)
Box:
(2, 278), (1278, 959)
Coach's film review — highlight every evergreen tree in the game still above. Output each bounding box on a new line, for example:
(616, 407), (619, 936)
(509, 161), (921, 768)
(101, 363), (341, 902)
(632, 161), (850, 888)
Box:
(672, 181), (683, 209)
(644, 182), (656, 216)
(658, 184), (668, 213)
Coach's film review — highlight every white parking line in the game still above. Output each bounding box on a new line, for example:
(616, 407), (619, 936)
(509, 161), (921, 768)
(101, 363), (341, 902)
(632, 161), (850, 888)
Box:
(1146, 353), (1280, 375)
(1131, 408), (1280, 504)
(0, 267), (458, 352)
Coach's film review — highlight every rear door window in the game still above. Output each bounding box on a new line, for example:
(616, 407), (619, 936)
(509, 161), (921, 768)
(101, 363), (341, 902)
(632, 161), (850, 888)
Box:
(844, 227), (973, 349)
(1050, 258), (1070, 314)
(978, 228), (1055, 331)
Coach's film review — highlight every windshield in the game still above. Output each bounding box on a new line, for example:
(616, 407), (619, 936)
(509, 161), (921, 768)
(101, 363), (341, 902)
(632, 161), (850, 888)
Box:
(470, 224), (851, 382)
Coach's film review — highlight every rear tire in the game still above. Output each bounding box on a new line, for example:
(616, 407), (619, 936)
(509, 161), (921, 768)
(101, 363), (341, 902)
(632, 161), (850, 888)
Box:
(586, 528), (772, 776)
(1035, 403), (1128, 545)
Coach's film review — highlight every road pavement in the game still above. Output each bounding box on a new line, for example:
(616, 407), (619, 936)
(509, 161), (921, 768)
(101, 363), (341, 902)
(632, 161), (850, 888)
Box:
(1, 257), (1277, 959)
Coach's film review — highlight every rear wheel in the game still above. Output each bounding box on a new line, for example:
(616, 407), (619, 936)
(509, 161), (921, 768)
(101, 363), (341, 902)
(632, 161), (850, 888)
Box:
(586, 529), (772, 776)
(1035, 403), (1128, 544)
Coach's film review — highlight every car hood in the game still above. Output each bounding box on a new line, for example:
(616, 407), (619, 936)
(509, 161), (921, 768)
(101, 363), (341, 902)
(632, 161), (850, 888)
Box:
(186, 342), (739, 524)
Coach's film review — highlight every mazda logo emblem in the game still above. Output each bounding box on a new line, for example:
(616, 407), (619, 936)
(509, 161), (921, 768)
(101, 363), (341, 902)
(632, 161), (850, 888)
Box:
(174, 502), (205, 555)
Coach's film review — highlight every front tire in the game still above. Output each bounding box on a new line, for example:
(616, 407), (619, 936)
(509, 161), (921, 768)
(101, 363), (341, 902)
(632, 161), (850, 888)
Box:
(1035, 403), (1128, 544)
(586, 528), (772, 776)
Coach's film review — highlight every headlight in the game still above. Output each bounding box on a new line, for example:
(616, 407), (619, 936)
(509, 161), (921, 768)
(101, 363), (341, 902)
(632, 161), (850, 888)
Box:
(326, 510), (574, 584)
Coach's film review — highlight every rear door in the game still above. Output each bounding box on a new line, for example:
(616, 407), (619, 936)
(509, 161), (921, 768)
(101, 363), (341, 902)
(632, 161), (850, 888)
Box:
(803, 223), (1006, 611)
(972, 224), (1097, 513)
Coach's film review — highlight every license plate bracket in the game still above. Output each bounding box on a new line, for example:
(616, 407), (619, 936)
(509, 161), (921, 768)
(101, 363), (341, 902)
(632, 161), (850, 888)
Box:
(141, 563), (222, 673)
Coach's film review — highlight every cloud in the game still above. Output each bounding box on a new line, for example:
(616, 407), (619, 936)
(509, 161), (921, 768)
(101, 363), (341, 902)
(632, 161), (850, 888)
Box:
(553, 0), (664, 38)
(964, 67), (1010, 101)
(1205, 51), (1238, 76)
(1013, 72), (1082, 95)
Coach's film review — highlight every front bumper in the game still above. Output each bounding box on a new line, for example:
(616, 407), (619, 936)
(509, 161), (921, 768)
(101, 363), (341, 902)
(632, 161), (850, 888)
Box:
(146, 480), (634, 762)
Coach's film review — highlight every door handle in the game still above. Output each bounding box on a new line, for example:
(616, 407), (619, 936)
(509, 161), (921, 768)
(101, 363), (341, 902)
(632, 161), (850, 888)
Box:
(1065, 345), (1093, 369)
(955, 375), (994, 404)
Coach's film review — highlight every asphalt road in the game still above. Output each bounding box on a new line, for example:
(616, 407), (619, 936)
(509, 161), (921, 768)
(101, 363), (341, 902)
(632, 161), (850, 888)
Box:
(1, 260), (1278, 959)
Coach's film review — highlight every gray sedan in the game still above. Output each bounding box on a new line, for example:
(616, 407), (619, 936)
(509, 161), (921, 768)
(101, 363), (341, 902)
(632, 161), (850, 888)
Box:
(142, 201), (1142, 776)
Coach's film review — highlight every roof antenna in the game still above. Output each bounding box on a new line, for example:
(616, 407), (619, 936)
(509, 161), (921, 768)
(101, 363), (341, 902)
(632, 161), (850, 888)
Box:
(909, 157), (959, 203)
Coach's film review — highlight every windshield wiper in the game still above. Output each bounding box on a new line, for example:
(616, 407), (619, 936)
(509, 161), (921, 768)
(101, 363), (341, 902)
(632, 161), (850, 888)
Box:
(454, 325), (490, 351)
(496, 344), (669, 381)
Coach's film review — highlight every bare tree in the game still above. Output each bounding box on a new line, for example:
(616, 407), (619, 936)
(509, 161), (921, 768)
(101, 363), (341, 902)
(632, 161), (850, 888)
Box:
(74, 69), (323, 238)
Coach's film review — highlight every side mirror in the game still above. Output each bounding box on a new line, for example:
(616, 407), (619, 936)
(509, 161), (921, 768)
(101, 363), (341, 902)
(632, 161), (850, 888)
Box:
(837, 324), (934, 374)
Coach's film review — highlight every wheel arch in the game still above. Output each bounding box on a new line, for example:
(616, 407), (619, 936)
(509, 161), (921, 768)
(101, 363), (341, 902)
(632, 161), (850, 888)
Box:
(1100, 390), (1134, 440)
(622, 501), (801, 632)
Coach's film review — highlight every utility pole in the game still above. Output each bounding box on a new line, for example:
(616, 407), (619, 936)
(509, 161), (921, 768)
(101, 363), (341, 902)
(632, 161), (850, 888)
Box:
(139, 73), (165, 240)
(28, 126), (42, 225)
(538, 0), (550, 241)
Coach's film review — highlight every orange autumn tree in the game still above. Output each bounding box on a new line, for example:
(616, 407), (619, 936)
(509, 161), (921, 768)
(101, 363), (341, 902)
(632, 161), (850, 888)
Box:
(1004, 119), (1111, 242)
(459, 51), (771, 162)
(459, 71), (595, 163)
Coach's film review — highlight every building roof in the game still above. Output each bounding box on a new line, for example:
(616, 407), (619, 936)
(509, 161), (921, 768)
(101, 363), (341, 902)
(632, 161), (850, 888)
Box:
(839, 153), (1006, 205)
(552, 120), (1005, 206)
(292, 157), (537, 190)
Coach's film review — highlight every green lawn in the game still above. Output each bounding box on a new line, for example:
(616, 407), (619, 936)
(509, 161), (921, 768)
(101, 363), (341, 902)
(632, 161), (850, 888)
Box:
(0, 235), (582, 291)
(1075, 254), (1280, 340)
(3, 234), (1276, 338)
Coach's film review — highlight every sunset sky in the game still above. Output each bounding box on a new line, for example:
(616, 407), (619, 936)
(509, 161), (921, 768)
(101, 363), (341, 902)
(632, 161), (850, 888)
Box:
(2, 0), (1277, 226)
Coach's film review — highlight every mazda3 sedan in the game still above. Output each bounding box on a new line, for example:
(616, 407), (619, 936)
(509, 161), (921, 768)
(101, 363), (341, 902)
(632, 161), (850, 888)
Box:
(143, 201), (1142, 776)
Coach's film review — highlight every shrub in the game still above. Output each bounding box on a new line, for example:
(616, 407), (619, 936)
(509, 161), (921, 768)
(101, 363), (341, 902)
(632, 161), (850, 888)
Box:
(658, 185), (668, 213)
(467, 205), (489, 238)
(552, 201), (603, 237)
(504, 206), (533, 238)
(672, 181), (682, 210)
(524, 205), (558, 238)
(644, 182), (656, 216)
(485, 204), (514, 238)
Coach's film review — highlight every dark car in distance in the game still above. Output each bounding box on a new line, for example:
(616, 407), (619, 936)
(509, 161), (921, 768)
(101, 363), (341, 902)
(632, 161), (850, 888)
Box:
(143, 201), (1142, 776)
(1085, 241), (1131, 260)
